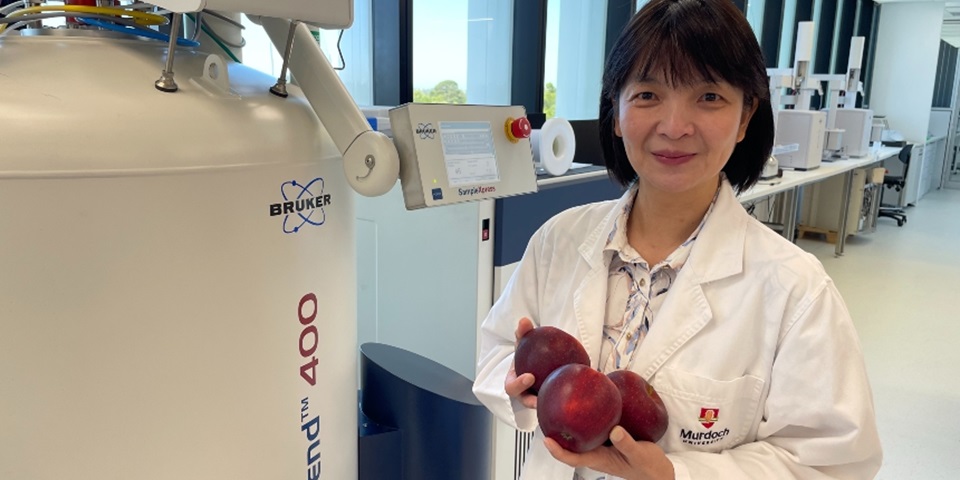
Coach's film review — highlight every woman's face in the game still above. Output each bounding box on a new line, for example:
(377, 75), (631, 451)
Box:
(615, 72), (756, 197)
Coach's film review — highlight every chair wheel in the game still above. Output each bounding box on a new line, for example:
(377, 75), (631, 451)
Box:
(897, 219), (904, 227)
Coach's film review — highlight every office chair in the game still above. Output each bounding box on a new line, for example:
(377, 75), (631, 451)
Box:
(878, 144), (913, 227)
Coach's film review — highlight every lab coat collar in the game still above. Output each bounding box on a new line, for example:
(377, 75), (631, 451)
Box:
(577, 179), (747, 285)
(590, 179), (749, 378)
(682, 179), (748, 284)
(577, 184), (636, 269)
(573, 179), (748, 373)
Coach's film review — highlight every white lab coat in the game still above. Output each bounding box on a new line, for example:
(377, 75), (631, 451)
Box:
(473, 180), (882, 479)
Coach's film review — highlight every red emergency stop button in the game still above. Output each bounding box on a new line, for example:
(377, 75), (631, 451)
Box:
(505, 116), (532, 143)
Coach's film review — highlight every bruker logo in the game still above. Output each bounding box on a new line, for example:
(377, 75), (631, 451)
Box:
(457, 185), (496, 197)
(416, 123), (437, 140)
(269, 178), (331, 234)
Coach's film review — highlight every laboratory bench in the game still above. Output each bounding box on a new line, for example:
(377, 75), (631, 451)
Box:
(740, 145), (902, 255)
(542, 145), (901, 257)
(881, 135), (948, 207)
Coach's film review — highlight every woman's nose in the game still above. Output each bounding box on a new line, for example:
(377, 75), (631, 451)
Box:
(656, 101), (695, 139)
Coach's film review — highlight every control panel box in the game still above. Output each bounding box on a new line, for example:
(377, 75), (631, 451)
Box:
(389, 103), (538, 210)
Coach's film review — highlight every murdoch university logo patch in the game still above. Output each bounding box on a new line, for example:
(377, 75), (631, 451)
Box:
(679, 407), (730, 447)
(699, 408), (719, 429)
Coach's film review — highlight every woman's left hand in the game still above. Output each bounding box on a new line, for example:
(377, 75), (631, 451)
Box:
(543, 426), (675, 480)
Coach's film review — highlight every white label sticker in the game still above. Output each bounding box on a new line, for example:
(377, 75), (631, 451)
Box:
(439, 121), (500, 186)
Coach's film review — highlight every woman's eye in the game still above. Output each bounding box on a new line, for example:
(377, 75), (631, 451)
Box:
(702, 93), (721, 102)
(636, 92), (655, 101)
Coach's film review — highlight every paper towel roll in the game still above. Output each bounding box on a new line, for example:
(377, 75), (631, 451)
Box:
(532, 118), (576, 176)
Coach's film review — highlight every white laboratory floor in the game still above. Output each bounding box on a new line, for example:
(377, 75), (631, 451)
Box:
(796, 187), (960, 479)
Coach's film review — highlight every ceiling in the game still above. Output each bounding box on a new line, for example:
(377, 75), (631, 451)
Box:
(943, 3), (960, 48)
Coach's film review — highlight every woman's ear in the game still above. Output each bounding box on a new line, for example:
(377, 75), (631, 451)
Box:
(737, 99), (759, 143)
(613, 100), (622, 138)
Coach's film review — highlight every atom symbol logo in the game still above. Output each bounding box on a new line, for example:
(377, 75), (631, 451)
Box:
(281, 178), (326, 234)
(416, 123), (437, 140)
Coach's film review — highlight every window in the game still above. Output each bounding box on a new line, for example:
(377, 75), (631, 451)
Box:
(544, 0), (608, 120)
(813, 0), (837, 74)
(240, 0), (373, 105)
(779, 0), (800, 68)
(746, 0), (765, 41)
(933, 40), (958, 108)
(412, 0), (513, 105)
(466, 0), (514, 104)
(320, 0), (374, 106)
(240, 17), (284, 78)
(831, 0), (857, 74)
(759, 0), (784, 68)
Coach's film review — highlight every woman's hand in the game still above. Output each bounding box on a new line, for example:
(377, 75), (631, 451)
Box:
(505, 317), (538, 409)
(544, 426), (675, 480)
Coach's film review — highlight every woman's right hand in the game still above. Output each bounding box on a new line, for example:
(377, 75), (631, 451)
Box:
(505, 317), (538, 409)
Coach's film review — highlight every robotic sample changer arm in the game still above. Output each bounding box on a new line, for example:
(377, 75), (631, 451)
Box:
(149, 0), (400, 197)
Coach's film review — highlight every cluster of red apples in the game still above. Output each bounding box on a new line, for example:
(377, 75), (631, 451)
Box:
(515, 326), (669, 453)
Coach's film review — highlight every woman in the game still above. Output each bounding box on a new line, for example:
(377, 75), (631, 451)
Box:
(472, 0), (882, 479)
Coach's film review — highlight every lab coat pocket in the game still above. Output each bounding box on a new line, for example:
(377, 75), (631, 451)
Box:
(651, 368), (764, 453)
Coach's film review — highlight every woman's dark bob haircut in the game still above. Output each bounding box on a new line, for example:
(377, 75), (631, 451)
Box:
(599, 0), (774, 193)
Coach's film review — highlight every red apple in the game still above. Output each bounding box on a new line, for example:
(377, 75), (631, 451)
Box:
(607, 370), (668, 443)
(514, 326), (590, 394)
(537, 364), (622, 453)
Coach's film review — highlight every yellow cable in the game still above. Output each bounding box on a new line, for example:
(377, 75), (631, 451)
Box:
(5, 5), (168, 26)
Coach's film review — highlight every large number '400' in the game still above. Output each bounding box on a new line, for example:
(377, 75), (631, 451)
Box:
(298, 293), (320, 386)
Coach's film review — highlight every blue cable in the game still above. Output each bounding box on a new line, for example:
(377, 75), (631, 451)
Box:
(77, 17), (200, 47)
